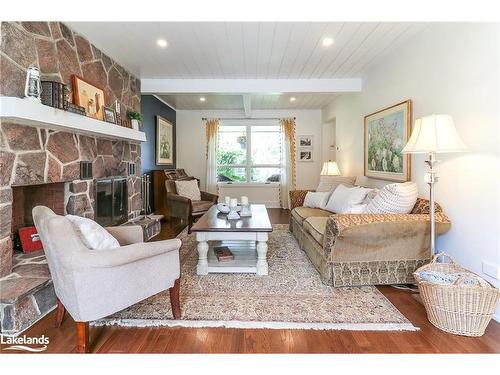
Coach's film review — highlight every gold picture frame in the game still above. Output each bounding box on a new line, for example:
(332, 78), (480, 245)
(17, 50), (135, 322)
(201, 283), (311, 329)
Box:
(72, 75), (106, 121)
(364, 100), (412, 182)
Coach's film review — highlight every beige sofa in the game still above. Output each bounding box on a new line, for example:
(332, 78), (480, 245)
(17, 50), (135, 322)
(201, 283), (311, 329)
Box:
(289, 190), (451, 287)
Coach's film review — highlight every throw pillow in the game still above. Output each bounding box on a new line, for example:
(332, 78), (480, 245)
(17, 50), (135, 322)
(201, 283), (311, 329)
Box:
(175, 179), (201, 201)
(65, 215), (120, 250)
(365, 182), (418, 214)
(316, 175), (356, 192)
(303, 191), (331, 209)
(324, 185), (372, 213)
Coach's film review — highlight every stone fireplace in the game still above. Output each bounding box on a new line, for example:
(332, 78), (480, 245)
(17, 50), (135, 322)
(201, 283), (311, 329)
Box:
(12, 183), (66, 235)
(0, 122), (143, 276)
(1, 21), (144, 334)
(0, 123), (143, 334)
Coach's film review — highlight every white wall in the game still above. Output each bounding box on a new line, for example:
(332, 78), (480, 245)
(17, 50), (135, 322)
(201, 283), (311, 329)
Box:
(176, 109), (323, 200)
(322, 23), (500, 319)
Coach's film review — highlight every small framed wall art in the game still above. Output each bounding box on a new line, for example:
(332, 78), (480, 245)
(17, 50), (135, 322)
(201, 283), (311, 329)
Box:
(156, 115), (175, 167)
(103, 107), (117, 124)
(298, 135), (313, 162)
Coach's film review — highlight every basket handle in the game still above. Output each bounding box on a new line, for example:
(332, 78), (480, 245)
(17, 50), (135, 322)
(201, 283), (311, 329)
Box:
(431, 252), (456, 264)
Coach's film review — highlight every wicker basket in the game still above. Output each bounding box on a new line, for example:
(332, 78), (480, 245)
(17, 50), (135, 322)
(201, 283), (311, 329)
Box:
(414, 253), (500, 337)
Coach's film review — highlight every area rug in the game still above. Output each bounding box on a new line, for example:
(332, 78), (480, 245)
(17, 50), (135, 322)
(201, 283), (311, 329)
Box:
(93, 224), (417, 331)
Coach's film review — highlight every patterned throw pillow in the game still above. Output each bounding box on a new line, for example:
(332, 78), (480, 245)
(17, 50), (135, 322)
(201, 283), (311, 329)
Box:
(316, 175), (356, 192)
(175, 179), (201, 201)
(365, 182), (418, 214)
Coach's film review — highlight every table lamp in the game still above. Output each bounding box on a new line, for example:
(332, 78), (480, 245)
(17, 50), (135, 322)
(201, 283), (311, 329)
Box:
(320, 161), (341, 176)
(402, 114), (467, 255)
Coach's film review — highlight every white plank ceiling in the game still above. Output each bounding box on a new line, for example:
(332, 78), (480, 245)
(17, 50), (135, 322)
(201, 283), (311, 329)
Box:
(67, 22), (427, 109)
(67, 22), (426, 79)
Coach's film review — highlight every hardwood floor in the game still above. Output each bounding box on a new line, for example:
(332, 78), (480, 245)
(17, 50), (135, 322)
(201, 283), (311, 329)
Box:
(3, 208), (499, 354)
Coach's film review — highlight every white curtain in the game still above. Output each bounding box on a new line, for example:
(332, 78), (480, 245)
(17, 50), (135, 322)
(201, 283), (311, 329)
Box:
(205, 118), (219, 194)
(279, 118), (297, 209)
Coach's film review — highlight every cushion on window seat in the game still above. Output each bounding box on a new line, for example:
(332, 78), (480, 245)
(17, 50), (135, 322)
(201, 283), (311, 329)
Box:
(291, 207), (331, 225)
(303, 216), (329, 245)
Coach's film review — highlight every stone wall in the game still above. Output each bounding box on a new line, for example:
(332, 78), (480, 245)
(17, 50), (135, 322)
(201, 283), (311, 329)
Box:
(0, 21), (143, 277)
(0, 121), (143, 276)
(1, 21), (141, 113)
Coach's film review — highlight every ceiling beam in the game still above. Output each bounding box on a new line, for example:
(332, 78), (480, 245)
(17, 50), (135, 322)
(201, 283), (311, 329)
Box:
(141, 79), (362, 94)
(243, 94), (252, 118)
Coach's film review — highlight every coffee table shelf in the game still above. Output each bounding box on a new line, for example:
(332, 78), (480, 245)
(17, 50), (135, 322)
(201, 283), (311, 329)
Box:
(191, 204), (272, 276)
(207, 241), (258, 273)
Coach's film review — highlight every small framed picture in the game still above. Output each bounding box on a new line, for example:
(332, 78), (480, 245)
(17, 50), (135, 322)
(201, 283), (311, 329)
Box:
(299, 135), (313, 147)
(103, 106), (117, 124)
(299, 150), (313, 162)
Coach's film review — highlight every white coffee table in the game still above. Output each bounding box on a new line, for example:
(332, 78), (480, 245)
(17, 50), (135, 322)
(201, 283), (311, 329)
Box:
(190, 204), (273, 275)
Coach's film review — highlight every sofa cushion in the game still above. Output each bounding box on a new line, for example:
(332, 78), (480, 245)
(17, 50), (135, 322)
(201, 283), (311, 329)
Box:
(366, 182), (418, 214)
(291, 207), (331, 225)
(316, 175), (356, 192)
(324, 185), (372, 213)
(303, 216), (328, 245)
(303, 191), (331, 209)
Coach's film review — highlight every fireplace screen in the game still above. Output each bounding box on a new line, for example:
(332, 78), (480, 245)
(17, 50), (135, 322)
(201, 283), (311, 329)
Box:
(95, 177), (128, 226)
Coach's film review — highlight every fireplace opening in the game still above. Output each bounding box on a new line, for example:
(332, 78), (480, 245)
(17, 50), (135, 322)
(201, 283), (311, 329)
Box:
(11, 182), (65, 249)
(95, 177), (128, 226)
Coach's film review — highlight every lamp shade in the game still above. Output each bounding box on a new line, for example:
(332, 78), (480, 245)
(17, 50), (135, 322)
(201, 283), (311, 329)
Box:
(320, 161), (341, 176)
(402, 114), (467, 154)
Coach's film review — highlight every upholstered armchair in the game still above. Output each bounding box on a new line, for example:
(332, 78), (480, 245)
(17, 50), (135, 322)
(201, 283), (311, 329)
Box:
(32, 206), (182, 353)
(165, 179), (218, 233)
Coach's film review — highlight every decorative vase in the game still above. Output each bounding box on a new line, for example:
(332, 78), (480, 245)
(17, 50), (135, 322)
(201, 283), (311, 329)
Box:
(131, 119), (140, 130)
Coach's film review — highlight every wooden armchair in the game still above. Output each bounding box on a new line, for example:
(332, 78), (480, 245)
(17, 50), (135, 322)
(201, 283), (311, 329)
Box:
(165, 180), (218, 233)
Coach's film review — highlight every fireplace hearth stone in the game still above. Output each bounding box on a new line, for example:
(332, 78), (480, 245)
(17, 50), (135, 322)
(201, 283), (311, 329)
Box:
(0, 251), (56, 335)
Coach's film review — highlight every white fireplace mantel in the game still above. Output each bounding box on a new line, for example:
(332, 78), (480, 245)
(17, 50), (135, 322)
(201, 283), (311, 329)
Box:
(0, 97), (147, 142)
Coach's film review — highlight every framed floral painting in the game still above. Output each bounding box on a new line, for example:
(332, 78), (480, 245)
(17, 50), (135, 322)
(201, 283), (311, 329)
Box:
(364, 100), (412, 182)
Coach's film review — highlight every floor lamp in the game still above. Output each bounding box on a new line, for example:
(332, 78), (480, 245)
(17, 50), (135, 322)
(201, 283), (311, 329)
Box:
(402, 115), (467, 255)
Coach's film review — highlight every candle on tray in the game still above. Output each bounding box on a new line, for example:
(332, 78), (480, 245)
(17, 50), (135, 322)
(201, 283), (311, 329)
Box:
(224, 196), (231, 205)
(241, 196), (249, 205)
(229, 198), (238, 208)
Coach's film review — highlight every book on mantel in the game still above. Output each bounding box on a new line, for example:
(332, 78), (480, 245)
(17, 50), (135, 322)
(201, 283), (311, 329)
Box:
(214, 246), (234, 262)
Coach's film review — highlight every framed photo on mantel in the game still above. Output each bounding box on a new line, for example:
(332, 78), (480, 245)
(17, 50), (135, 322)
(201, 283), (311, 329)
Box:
(364, 100), (412, 182)
(72, 75), (106, 121)
(156, 115), (175, 167)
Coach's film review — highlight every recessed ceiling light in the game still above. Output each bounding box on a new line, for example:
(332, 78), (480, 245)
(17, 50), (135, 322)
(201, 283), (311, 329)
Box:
(322, 37), (334, 47)
(199, 97), (206, 102)
(290, 97), (296, 102)
(157, 39), (168, 48)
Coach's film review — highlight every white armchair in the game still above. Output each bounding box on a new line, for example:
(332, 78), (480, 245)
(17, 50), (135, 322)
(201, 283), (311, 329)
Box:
(32, 206), (182, 353)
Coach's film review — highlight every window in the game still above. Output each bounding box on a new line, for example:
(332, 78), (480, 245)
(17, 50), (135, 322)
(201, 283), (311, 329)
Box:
(217, 123), (281, 183)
